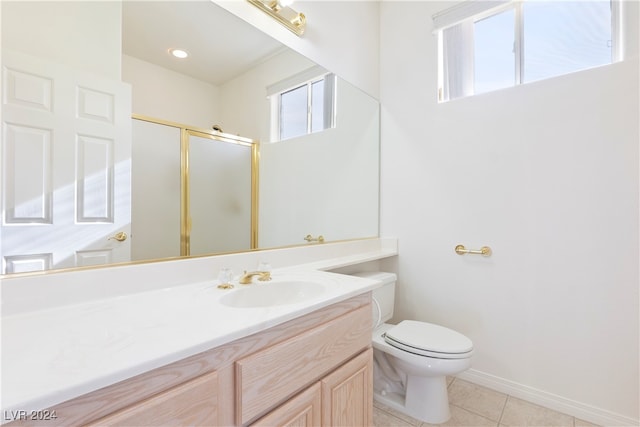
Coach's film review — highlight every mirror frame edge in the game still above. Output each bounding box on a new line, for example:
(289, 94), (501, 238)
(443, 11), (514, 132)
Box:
(0, 236), (381, 279)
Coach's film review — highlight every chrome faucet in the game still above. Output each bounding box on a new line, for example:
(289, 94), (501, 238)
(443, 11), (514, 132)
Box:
(239, 270), (271, 284)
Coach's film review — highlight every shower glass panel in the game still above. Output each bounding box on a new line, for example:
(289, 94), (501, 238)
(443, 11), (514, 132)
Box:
(131, 119), (181, 261)
(188, 132), (253, 256)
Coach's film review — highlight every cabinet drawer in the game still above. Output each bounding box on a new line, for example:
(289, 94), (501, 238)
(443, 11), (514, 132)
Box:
(86, 371), (218, 426)
(249, 383), (321, 427)
(236, 304), (371, 425)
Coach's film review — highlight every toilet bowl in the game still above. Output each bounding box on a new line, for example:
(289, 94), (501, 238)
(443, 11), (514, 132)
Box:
(353, 272), (473, 424)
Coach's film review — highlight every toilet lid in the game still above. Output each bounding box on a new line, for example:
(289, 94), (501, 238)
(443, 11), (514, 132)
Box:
(384, 320), (473, 359)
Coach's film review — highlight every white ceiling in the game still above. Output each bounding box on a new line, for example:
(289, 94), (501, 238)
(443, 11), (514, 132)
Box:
(122, 1), (287, 86)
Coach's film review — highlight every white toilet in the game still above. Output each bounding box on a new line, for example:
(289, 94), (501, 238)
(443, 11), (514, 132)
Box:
(354, 272), (473, 424)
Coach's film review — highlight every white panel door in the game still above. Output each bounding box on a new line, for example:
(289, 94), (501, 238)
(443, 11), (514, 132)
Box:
(1, 50), (132, 274)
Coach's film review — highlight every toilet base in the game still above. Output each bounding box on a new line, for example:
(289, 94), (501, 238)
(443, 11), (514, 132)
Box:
(373, 375), (451, 424)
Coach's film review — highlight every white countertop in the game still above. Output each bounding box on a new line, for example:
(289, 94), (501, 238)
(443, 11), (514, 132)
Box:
(0, 269), (381, 420)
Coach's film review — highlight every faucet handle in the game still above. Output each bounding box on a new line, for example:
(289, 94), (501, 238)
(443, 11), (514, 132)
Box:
(258, 271), (271, 282)
(217, 268), (234, 289)
(257, 261), (272, 281)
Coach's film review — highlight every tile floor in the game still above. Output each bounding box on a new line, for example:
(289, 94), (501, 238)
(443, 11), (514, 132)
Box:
(373, 377), (600, 427)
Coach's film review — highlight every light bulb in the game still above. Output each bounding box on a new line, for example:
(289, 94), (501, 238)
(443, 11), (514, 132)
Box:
(169, 48), (189, 59)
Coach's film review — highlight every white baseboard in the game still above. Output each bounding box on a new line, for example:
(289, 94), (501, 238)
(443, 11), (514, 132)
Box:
(457, 369), (639, 427)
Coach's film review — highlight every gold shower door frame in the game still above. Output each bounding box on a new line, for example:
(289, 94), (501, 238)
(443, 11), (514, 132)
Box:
(133, 114), (259, 257)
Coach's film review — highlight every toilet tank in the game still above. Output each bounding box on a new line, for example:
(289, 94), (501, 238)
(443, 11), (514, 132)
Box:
(352, 271), (397, 327)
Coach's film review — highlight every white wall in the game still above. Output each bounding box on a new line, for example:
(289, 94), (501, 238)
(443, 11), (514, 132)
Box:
(379, 1), (639, 424)
(214, 0), (380, 99)
(1, 1), (121, 80)
(122, 55), (220, 129)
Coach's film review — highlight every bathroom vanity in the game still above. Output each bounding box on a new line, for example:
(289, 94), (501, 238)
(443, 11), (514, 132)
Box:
(1, 264), (387, 427)
(41, 294), (372, 426)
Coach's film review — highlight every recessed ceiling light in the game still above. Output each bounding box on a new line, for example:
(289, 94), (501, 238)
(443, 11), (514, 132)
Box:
(169, 48), (189, 59)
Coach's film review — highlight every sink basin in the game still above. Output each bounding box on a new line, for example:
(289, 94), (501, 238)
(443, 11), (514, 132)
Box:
(219, 280), (326, 308)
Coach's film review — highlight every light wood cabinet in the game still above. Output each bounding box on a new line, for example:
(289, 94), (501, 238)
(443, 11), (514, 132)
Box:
(250, 383), (322, 427)
(236, 304), (371, 424)
(321, 349), (373, 427)
(249, 349), (373, 427)
(14, 294), (372, 427)
(85, 371), (219, 427)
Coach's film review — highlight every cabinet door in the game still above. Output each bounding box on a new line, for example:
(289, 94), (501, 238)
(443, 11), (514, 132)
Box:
(236, 304), (371, 424)
(86, 371), (218, 426)
(250, 382), (321, 427)
(321, 349), (373, 427)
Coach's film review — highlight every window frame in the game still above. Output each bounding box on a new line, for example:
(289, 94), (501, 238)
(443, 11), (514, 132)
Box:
(269, 72), (336, 142)
(436, 0), (622, 102)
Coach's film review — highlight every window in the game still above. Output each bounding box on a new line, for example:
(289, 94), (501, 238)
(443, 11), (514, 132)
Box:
(268, 67), (336, 142)
(474, 7), (515, 95)
(435, 0), (620, 102)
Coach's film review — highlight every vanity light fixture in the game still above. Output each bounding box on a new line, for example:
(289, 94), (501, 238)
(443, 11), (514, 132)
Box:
(248, 0), (306, 36)
(169, 48), (189, 59)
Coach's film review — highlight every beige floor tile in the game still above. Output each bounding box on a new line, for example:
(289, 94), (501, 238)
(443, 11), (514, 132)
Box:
(374, 407), (419, 427)
(574, 418), (600, 427)
(420, 404), (499, 427)
(448, 379), (508, 422)
(499, 397), (573, 427)
(374, 401), (422, 426)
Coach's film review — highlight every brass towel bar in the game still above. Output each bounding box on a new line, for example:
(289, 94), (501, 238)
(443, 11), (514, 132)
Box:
(455, 244), (492, 257)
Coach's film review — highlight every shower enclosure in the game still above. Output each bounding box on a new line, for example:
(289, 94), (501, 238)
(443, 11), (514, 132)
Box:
(131, 116), (257, 261)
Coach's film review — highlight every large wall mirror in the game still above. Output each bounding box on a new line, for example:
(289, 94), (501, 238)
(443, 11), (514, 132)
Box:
(0, 0), (380, 275)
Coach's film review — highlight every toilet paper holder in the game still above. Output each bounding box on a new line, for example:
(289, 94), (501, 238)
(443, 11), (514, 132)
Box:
(455, 244), (492, 257)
